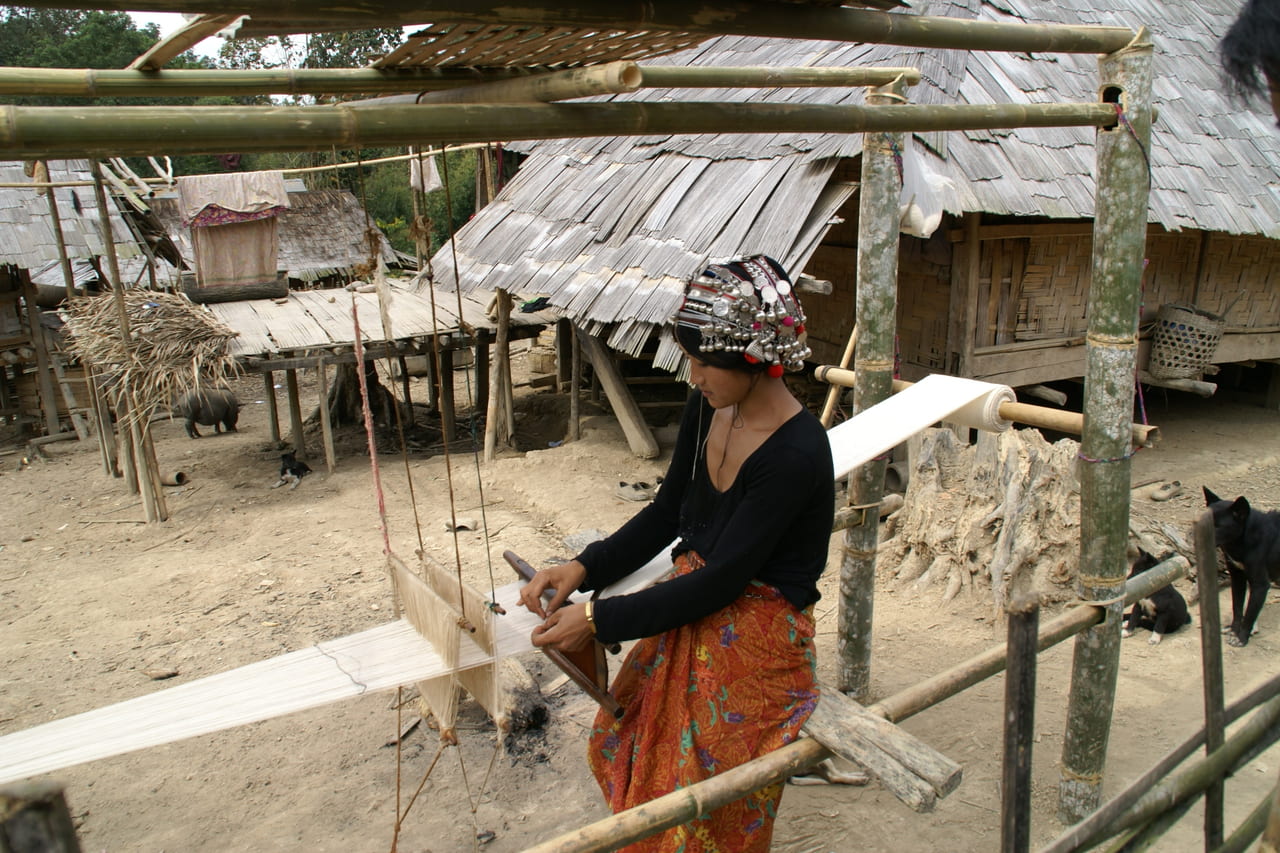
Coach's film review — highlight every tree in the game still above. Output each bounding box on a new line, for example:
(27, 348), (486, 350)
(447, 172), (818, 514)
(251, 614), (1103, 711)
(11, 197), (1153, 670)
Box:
(0, 7), (212, 107)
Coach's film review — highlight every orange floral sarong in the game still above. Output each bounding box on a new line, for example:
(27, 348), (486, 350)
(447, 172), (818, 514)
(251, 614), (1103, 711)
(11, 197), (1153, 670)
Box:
(587, 551), (818, 852)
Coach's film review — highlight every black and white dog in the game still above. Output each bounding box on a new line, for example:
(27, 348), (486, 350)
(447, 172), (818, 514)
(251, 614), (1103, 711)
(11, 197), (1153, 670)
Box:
(270, 452), (312, 491)
(1122, 547), (1192, 645)
(1204, 487), (1280, 647)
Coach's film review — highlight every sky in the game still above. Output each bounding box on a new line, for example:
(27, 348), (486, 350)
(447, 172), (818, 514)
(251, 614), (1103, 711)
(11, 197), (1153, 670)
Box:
(128, 12), (222, 58)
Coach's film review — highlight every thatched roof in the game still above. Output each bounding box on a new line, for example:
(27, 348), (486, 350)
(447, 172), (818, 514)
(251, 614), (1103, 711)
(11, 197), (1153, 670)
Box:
(151, 186), (398, 284)
(429, 0), (1279, 360)
(0, 160), (142, 273)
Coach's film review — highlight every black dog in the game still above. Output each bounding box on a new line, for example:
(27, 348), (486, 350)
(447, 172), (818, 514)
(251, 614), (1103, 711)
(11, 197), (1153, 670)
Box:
(1204, 486), (1280, 647)
(1122, 547), (1192, 645)
(270, 452), (312, 491)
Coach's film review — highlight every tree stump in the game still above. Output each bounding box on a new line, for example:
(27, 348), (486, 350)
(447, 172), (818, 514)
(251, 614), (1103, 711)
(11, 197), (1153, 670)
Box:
(878, 427), (1081, 615)
(325, 361), (397, 430)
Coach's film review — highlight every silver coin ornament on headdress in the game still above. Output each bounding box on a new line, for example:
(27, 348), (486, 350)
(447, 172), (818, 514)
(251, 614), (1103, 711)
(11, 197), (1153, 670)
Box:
(675, 254), (811, 377)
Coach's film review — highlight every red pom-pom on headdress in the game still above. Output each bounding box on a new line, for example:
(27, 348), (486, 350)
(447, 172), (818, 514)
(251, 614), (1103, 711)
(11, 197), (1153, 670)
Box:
(767, 363), (785, 378)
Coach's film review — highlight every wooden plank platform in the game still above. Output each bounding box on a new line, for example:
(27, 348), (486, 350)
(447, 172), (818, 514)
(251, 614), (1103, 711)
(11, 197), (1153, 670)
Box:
(207, 282), (556, 362)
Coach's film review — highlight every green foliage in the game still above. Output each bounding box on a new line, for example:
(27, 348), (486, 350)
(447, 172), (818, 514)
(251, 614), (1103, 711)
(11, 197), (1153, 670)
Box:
(301, 29), (403, 73)
(0, 8), (212, 106)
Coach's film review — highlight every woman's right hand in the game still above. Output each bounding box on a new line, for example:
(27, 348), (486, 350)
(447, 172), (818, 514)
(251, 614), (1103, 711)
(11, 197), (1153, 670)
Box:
(517, 559), (588, 620)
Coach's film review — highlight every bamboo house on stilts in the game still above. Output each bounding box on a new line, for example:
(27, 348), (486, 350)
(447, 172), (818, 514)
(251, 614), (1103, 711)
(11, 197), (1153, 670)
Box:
(0, 0), (1277, 850)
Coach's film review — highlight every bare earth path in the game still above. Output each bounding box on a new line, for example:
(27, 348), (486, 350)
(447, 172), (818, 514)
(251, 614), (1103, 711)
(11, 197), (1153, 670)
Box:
(4, 367), (1280, 852)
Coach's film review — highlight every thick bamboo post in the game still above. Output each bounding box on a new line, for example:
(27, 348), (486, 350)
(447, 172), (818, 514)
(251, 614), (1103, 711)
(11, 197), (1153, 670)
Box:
(839, 78), (905, 700)
(1002, 587), (1039, 853)
(262, 371), (280, 445)
(36, 1), (1135, 54)
(0, 101), (1120, 159)
(1057, 30), (1153, 823)
(1194, 510), (1226, 848)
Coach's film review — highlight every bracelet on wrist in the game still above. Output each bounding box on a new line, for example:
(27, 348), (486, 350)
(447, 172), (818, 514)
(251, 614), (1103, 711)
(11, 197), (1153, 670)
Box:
(584, 599), (598, 635)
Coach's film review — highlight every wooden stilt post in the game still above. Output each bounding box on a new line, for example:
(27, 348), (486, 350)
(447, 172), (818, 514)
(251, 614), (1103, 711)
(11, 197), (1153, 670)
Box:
(575, 329), (659, 459)
(567, 322), (581, 443)
(396, 354), (415, 427)
(555, 318), (573, 392)
(839, 76), (906, 700)
(1194, 510), (1226, 849)
(439, 347), (456, 442)
(316, 357), (335, 474)
(1002, 587), (1039, 853)
(19, 271), (60, 436)
(1057, 29), (1153, 823)
(484, 290), (511, 462)
(262, 371), (280, 446)
(285, 368), (305, 456)
(473, 328), (489, 424)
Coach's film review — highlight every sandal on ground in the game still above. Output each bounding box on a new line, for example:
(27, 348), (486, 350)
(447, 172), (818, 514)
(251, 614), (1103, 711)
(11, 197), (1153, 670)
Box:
(1151, 480), (1183, 502)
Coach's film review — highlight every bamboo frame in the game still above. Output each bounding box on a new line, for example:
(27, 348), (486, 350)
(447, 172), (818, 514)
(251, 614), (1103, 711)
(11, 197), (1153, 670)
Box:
(527, 557), (1188, 852)
(1057, 29), (1154, 823)
(0, 101), (1120, 159)
(34, 1), (1135, 54)
(0, 64), (925, 99)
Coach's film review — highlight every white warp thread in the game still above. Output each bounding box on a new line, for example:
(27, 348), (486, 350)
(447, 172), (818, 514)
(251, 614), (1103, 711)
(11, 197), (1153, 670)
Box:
(0, 375), (1015, 784)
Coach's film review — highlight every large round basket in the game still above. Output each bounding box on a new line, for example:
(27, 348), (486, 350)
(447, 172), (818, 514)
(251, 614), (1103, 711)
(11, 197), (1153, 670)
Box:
(1147, 303), (1223, 380)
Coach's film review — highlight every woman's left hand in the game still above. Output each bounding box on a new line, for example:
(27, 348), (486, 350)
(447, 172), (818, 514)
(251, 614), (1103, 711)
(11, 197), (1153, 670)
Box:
(531, 602), (594, 653)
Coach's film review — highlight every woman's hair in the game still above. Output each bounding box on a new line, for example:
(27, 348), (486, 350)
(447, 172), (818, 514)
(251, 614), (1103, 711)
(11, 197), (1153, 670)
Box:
(673, 254), (810, 378)
(1222, 0), (1280, 101)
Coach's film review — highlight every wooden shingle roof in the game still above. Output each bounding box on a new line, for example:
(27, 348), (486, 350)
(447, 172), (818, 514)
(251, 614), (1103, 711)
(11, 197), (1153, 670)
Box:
(429, 0), (1278, 356)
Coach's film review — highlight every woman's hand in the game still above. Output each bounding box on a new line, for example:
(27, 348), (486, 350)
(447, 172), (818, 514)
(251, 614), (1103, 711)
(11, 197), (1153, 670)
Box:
(517, 559), (587, 620)
(531, 601), (594, 652)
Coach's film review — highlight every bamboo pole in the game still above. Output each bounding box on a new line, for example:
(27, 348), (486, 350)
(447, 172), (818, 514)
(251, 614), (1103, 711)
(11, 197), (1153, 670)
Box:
(41, 162), (77, 304)
(812, 368), (1160, 447)
(484, 291), (511, 462)
(316, 358), (335, 474)
(44, 1), (1135, 54)
(1057, 29), (1153, 824)
(839, 80), (904, 700)
(1002, 588), (1039, 853)
(527, 556), (1187, 853)
(0, 101), (1120, 159)
(360, 61), (642, 106)
(818, 325), (856, 428)
(262, 371), (281, 446)
(1195, 510), (1227, 849)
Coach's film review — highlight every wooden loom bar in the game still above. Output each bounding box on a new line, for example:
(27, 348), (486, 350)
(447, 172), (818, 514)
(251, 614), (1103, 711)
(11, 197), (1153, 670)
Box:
(34, 1), (1135, 54)
(0, 101), (1120, 159)
(814, 367), (1160, 448)
(528, 557), (1189, 852)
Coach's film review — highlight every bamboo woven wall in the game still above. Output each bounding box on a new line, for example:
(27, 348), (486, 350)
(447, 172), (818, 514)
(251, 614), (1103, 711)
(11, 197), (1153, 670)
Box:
(895, 234), (952, 373)
(1193, 234), (1280, 327)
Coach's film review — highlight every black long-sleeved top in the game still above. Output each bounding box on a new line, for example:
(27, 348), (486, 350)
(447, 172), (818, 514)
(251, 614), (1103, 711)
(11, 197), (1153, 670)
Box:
(577, 391), (835, 643)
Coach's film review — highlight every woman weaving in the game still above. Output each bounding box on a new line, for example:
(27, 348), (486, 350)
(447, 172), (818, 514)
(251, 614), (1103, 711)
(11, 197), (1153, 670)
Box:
(518, 254), (835, 851)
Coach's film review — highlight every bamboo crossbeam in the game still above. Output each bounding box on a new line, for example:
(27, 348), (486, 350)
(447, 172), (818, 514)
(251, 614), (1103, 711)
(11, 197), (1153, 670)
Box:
(0, 101), (1120, 159)
(814, 367), (1160, 447)
(35, 1), (1137, 54)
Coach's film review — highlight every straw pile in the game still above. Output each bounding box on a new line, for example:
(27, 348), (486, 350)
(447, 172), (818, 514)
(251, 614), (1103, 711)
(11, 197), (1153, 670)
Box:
(62, 291), (241, 429)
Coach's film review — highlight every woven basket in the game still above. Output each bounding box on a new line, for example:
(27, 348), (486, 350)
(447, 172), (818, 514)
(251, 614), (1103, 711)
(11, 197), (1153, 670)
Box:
(1147, 303), (1223, 380)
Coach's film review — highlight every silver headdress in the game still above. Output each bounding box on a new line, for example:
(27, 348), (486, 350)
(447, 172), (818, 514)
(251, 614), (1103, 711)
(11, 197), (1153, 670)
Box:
(674, 254), (811, 376)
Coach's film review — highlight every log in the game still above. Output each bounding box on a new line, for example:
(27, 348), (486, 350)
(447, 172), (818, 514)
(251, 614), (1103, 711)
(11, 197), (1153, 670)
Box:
(803, 682), (961, 799)
(1137, 370), (1216, 397)
(574, 330), (659, 460)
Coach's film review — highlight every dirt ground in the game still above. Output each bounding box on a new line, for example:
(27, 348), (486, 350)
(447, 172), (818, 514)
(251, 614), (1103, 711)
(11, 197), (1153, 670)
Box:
(4, 353), (1280, 853)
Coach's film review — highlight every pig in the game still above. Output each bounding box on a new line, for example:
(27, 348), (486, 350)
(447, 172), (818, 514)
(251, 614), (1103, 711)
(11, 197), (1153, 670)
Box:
(173, 389), (240, 439)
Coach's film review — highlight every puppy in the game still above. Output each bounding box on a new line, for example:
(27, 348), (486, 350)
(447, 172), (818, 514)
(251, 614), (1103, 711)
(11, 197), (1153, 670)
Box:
(1204, 487), (1280, 647)
(270, 452), (312, 491)
(1122, 547), (1192, 644)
